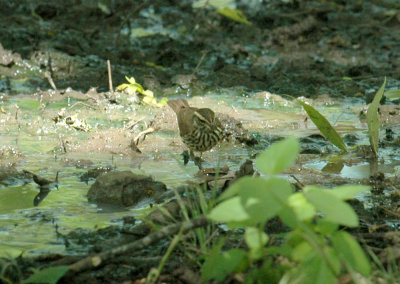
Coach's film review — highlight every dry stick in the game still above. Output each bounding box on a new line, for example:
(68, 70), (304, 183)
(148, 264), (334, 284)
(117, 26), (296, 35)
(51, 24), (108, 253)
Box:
(133, 127), (156, 145)
(44, 71), (57, 91)
(59, 135), (67, 153)
(126, 118), (145, 130)
(68, 215), (209, 273)
(45, 53), (57, 90)
(191, 51), (207, 76)
(290, 174), (304, 190)
(15, 105), (20, 131)
(107, 60), (113, 92)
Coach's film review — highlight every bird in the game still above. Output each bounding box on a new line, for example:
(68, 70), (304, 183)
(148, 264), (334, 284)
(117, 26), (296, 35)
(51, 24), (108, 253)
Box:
(167, 99), (224, 165)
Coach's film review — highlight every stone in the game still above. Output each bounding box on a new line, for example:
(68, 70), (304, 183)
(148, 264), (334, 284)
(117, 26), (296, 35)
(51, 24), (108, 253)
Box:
(87, 171), (167, 206)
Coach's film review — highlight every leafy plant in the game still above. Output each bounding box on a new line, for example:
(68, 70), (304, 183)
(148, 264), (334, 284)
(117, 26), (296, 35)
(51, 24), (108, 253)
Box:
(22, 266), (69, 284)
(204, 137), (371, 283)
(297, 100), (347, 152)
(116, 76), (167, 107)
(367, 78), (386, 155)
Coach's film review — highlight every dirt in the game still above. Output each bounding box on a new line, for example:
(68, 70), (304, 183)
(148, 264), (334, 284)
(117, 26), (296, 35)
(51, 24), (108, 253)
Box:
(1, 0), (400, 283)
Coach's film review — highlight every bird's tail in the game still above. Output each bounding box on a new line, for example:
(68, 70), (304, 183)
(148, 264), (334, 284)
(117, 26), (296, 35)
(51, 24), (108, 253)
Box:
(167, 99), (190, 114)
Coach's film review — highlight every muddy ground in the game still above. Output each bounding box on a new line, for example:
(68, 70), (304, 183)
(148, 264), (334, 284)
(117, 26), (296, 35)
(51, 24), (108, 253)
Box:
(1, 0), (400, 283)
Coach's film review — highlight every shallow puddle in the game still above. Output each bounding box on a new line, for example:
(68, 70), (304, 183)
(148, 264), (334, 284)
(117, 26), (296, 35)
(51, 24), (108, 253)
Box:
(0, 90), (398, 256)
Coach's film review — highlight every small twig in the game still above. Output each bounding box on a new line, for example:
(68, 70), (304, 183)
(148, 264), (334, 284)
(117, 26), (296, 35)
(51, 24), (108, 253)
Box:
(39, 94), (46, 117)
(68, 216), (209, 273)
(45, 53), (57, 90)
(126, 118), (145, 130)
(129, 139), (142, 153)
(192, 51), (208, 76)
(290, 174), (304, 190)
(59, 135), (67, 153)
(15, 105), (19, 120)
(379, 205), (400, 217)
(133, 127), (156, 145)
(107, 60), (113, 92)
(44, 71), (57, 90)
(15, 104), (20, 131)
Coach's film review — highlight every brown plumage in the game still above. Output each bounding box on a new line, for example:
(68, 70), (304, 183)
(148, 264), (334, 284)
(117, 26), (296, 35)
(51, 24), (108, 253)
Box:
(168, 99), (224, 156)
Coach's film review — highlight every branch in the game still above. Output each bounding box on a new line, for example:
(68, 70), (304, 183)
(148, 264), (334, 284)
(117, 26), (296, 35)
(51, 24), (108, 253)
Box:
(68, 215), (209, 273)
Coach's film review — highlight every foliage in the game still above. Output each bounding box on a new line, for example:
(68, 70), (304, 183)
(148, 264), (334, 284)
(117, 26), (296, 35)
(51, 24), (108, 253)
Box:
(366, 78), (386, 155)
(192, 0), (252, 25)
(204, 138), (371, 283)
(297, 100), (347, 152)
(22, 266), (69, 284)
(0, 257), (23, 284)
(116, 76), (167, 107)
(216, 8), (252, 25)
(384, 89), (400, 100)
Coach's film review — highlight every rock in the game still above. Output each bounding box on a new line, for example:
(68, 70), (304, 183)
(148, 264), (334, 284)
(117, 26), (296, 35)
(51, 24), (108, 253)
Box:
(87, 171), (167, 206)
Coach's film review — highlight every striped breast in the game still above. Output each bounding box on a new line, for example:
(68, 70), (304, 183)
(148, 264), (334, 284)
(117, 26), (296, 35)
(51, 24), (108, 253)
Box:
(181, 120), (224, 152)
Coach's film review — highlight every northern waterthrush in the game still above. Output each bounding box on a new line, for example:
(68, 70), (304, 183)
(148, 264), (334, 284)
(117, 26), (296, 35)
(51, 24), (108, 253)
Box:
(168, 99), (224, 161)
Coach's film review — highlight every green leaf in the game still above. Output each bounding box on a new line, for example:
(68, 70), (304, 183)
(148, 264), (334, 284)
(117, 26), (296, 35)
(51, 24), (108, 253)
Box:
(329, 185), (370, 200)
(278, 205), (298, 228)
(304, 188), (359, 227)
(315, 219), (339, 235)
(23, 266), (69, 284)
(219, 176), (263, 200)
(216, 176), (293, 225)
(217, 7), (252, 25)
(366, 78), (386, 155)
(208, 196), (250, 223)
(201, 249), (246, 281)
(331, 231), (371, 276)
(255, 137), (299, 175)
(287, 192), (316, 221)
(245, 227), (269, 251)
(292, 241), (313, 262)
(297, 100), (347, 151)
(385, 89), (400, 100)
(323, 247), (341, 275)
(239, 177), (293, 224)
(286, 252), (336, 284)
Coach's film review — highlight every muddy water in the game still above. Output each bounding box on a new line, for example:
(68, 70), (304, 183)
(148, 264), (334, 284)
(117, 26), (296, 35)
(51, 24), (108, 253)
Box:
(0, 91), (397, 257)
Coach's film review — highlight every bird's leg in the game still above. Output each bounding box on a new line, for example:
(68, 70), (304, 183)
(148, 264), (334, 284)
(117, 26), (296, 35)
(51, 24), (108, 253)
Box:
(189, 150), (196, 161)
(182, 150), (190, 165)
(190, 151), (203, 170)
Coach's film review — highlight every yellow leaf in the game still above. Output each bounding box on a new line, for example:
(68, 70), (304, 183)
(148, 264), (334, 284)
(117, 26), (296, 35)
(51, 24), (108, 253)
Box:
(143, 90), (154, 97)
(142, 96), (156, 105)
(217, 7), (252, 25)
(116, 83), (130, 91)
(125, 76), (136, 84)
